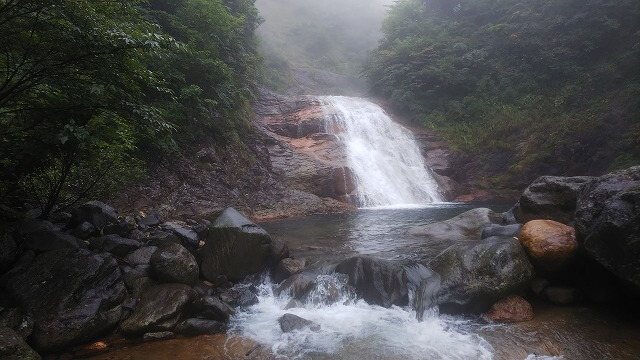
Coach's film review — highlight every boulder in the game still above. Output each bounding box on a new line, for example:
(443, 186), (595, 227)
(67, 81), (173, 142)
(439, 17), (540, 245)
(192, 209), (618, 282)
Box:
(481, 224), (522, 240)
(0, 308), (34, 339)
(202, 208), (272, 281)
(485, 295), (534, 323)
(275, 273), (316, 299)
(428, 237), (535, 314)
(273, 258), (306, 283)
(0, 327), (40, 360)
(150, 243), (198, 285)
(104, 220), (135, 238)
(147, 231), (181, 248)
(69, 221), (97, 240)
(0, 232), (17, 272)
(18, 219), (86, 252)
(2, 248), (126, 352)
(512, 176), (594, 224)
(408, 208), (502, 241)
(89, 235), (142, 257)
(278, 313), (320, 333)
(518, 220), (577, 271)
(138, 213), (162, 227)
(407, 264), (441, 321)
(161, 221), (199, 248)
(175, 318), (225, 336)
(233, 289), (260, 307)
(335, 256), (408, 308)
(191, 296), (235, 321)
(574, 166), (640, 290)
(124, 246), (158, 266)
(70, 201), (118, 230)
(269, 239), (290, 266)
(142, 331), (175, 342)
(119, 284), (196, 335)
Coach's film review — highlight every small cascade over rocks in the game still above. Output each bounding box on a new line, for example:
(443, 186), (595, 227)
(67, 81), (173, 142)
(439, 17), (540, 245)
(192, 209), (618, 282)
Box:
(321, 96), (443, 207)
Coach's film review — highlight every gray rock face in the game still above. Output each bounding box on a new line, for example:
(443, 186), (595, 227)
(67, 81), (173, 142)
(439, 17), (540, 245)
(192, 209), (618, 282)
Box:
(161, 221), (199, 248)
(175, 319), (225, 336)
(18, 220), (86, 252)
(428, 237), (535, 314)
(89, 234), (142, 257)
(408, 208), (502, 241)
(119, 284), (196, 335)
(3, 248), (126, 352)
(273, 258), (306, 283)
(202, 208), (272, 281)
(70, 201), (118, 230)
(0, 327), (40, 360)
(191, 296), (235, 321)
(480, 224), (522, 240)
(512, 176), (594, 224)
(150, 243), (198, 285)
(278, 313), (320, 333)
(335, 256), (408, 308)
(574, 166), (640, 290)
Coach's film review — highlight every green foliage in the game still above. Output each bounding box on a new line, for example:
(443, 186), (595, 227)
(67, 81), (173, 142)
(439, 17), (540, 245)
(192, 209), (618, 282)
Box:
(0, 0), (262, 216)
(365, 0), (640, 183)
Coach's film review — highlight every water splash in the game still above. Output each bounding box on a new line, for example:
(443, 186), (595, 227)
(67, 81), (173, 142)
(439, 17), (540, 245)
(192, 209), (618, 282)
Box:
(321, 96), (443, 207)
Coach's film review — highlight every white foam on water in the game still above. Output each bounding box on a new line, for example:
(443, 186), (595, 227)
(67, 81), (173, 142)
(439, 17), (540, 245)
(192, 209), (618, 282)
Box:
(228, 276), (494, 360)
(321, 96), (444, 208)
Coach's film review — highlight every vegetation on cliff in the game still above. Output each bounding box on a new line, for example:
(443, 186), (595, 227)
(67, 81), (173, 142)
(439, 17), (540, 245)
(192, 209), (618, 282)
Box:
(0, 0), (262, 216)
(365, 0), (640, 186)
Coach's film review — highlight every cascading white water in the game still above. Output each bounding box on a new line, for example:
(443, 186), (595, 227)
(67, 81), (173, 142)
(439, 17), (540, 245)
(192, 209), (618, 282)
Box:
(321, 96), (443, 208)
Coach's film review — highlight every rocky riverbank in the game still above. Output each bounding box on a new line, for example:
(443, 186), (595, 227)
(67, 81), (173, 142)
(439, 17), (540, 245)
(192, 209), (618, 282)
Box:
(1, 166), (638, 359)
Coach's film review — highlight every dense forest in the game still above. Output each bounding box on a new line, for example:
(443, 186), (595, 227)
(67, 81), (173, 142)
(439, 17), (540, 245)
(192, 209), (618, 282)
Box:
(365, 0), (640, 186)
(0, 0), (261, 217)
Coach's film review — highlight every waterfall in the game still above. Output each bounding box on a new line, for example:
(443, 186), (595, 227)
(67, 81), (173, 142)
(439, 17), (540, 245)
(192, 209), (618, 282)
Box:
(321, 96), (443, 207)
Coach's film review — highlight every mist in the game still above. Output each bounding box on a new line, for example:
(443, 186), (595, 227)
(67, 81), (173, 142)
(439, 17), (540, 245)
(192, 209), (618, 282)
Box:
(256, 0), (395, 85)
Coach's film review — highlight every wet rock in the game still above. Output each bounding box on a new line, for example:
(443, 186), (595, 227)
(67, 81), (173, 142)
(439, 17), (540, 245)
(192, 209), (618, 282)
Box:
(138, 213), (162, 227)
(202, 208), (272, 281)
(275, 273), (316, 299)
(122, 265), (152, 289)
(409, 208), (502, 241)
(120, 284), (196, 335)
(0, 308), (34, 339)
(104, 220), (135, 238)
(130, 277), (157, 298)
(234, 289), (260, 307)
(481, 224), (522, 240)
(69, 221), (97, 240)
(175, 319), (225, 336)
(0, 327), (40, 360)
(161, 221), (199, 248)
(89, 234), (142, 257)
(3, 248), (126, 352)
(273, 258), (306, 283)
(124, 246), (158, 266)
(18, 219), (86, 252)
(519, 220), (577, 271)
(485, 295), (534, 323)
(191, 296), (235, 321)
(429, 237), (535, 314)
(147, 231), (181, 248)
(142, 331), (175, 342)
(192, 223), (209, 241)
(408, 264), (441, 321)
(335, 256), (408, 308)
(278, 313), (320, 333)
(544, 286), (579, 305)
(269, 239), (290, 266)
(284, 299), (303, 310)
(150, 243), (198, 285)
(70, 201), (118, 230)
(512, 176), (594, 224)
(0, 232), (17, 272)
(574, 166), (640, 290)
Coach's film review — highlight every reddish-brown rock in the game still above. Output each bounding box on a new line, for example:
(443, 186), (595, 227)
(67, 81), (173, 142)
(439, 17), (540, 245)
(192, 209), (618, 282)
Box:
(519, 220), (577, 271)
(485, 295), (534, 323)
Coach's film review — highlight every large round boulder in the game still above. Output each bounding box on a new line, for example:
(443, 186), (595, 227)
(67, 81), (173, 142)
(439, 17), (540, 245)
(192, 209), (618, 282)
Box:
(150, 243), (198, 285)
(519, 220), (577, 271)
(574, 166), (640, 290)
(511, 176), (594, 224)
(334, 256), (408, 308)
(427, 236), (535, 314)
(119, 284), (196, 335)
(202, 208), (272, 282)
(2, 248), (126, 353)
